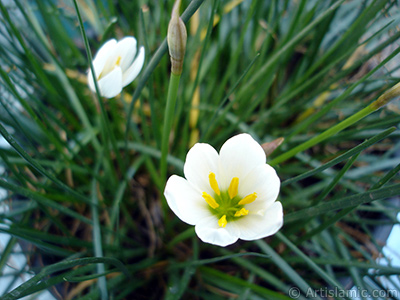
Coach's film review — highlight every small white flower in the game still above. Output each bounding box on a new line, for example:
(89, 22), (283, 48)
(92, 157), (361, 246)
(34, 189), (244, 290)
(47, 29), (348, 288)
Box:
(164, 133), (283, 247)
(88, 37), (145, 98)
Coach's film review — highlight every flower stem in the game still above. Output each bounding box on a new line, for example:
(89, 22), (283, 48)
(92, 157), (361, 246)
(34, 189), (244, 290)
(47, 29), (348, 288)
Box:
(270, 81), (400, 166)
(72, 0), (123, 183)
(91, 159), (108, 300)
(269, 101), (379, 166)
(160, 72), (181, 183)
(124, 0), (205, 147)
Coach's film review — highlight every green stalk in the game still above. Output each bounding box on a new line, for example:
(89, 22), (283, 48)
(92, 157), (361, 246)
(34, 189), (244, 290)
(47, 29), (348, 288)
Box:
(312, 153), (360, 205)
(160, 73), (181, 182)
(237, 0), (345, 99)
(270, 89), (398, 166)
(91, 160), (107, 300)
(124, 0), (205, 146)
(1, 257), (131, 300)
(0, 122), (93, 206)
(72, 0), (123, 181)
(276, 233), (345, 292)
(284, 183), (400, 223)
(160, 0), (186, 184)
(12, 0), (102, 154)
(281, 127), (395, 187)
(255, 240), (323, 300)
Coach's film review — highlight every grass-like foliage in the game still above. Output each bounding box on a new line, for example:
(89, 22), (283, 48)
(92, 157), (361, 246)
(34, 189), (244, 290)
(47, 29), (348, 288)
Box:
(1, 0), (400, 299)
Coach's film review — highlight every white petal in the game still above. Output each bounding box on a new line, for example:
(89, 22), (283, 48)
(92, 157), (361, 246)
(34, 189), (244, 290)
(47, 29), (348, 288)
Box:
(92, 39), (117, 77)
(195, 216), (239, 246)
(87, 69), (96, 92)
(183, 143), (220, 195)
(96, 66), (123, 98)
(235, 201), (283, 241)
(219, 134), (266, 190)
(239, 164), (280, 210)
(164, 175), (211, 225)
(101, 38), (134, 77)
(122, 46), (145, 87)
(88, 40), (117, 93)
(114, 37), (137, 71)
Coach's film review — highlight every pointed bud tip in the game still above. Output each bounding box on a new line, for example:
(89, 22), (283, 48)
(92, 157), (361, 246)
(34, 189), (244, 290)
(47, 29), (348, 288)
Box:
(370, 82), (400, 111)
(167, 0), (187, 75)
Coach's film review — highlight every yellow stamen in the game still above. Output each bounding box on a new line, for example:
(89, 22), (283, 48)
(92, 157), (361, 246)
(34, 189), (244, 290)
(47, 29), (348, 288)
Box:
(218, 215), (227, 228)
(209, 172), (220, 196)
(115, 56), (122, 66)
(234, 208), (249, 217)
(238, 192), (257, 205)
(202, 192), (219, 209)
(228, 177), (239, 199)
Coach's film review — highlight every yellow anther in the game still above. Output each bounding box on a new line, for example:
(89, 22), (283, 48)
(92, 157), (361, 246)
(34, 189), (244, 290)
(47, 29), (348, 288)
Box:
(209, 172), (220, 196)
(234, 208), (249, 217)
(115, 56), (122, 66)
(202, 192), (219, 209)
(228, 177), (239, 199)
(238, 192), (257, 205)
(218, 215), (227, 228)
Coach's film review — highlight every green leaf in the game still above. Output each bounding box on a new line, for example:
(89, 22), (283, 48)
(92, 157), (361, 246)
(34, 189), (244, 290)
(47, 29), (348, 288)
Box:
(285, 183), (400, 223)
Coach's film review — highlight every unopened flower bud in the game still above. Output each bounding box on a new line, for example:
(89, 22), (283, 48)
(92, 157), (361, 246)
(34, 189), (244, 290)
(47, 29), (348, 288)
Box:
(167, 0), (187, 75)
(370, 82), (400, 110)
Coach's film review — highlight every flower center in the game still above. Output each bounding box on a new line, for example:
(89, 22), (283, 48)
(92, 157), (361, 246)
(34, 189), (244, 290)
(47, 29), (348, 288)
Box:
(98, 56), (122, 80)
(202, 172), (257, 228)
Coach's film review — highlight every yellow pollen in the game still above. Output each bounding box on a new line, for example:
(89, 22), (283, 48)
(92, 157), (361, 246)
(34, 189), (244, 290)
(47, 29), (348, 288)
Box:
(208, 172), (220, 196)
(218, 215), (227, 228)
(238, 192), (257, 205)
(204, 173), (256, 227)
(202, 192), (219, 209)
(115, 56), (122, 66)
(234, 208), (249, 217)
(228, 177), (239, 199)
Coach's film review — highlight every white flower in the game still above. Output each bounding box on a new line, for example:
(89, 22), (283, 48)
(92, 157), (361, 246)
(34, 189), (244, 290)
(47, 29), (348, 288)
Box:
(164, 133), (283, 247)
(88, 37), (145, 98)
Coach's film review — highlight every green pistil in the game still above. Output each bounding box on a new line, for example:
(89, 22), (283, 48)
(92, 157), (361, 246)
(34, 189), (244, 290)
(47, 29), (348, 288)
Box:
(209, 191), (245, 221)
(203, 174), (255, 227)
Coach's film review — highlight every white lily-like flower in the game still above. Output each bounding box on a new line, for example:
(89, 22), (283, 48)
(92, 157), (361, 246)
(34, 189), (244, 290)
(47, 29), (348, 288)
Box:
(164, 133), (283, 247)
(88, 37), (145, 98)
